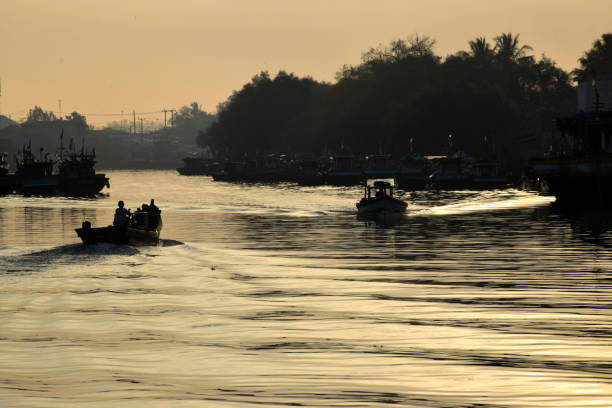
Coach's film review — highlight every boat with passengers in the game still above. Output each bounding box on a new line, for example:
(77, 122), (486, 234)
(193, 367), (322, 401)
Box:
(356, 178), (407, 218)
(76, 200), (162, 245)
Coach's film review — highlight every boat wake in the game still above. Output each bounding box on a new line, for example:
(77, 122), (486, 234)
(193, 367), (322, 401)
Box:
(409, 189), (554, 216)
(0, 243), (140, 275)
(159, 239), (184, 247)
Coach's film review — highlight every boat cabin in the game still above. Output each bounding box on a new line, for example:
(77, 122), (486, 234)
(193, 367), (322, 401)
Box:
(473, 160), (501, 177)
(557, 110), (612, 155)
(363, 178), (395, 199)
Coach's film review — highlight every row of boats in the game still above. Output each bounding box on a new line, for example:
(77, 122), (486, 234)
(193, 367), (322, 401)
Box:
(0, 140), (110, 196)
(69, 100), (612, 245)
(177, 153), (509, 190)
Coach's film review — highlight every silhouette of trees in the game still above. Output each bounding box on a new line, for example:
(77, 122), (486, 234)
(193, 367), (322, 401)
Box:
(574, 33), (612, 79)
(173, 102), (215, 131)
(65, 111), (88, 127)
(469, 37), (494, 60)
(200, 71), (330, 158)
(198, 32), (579, 165)
(493, 32), (533, 62)
(26, 106), (56, 122)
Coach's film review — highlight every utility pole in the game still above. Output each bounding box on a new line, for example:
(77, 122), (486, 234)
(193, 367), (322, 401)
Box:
(133, 110), (136, 137)
(58, 99), (62, 120)
(162, 108), (173, 128)
(139, 118), (144, 144)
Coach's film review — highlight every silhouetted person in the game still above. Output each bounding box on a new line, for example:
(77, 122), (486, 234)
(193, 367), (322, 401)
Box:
(148, 199), (161, 229)
(113, 200), (130, 227)
(149, 199), (159, 213)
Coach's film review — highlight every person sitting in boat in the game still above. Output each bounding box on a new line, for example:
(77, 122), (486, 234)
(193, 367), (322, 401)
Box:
(148, 199), (161, 229)
(131, 204), (149, 229)
(113, 200), (131, 227)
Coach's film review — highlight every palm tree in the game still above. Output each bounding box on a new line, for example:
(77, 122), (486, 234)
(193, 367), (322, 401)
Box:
(574, 33), (612, 79)
(493, 33), (532, 62)
(469, 37), (494, 60)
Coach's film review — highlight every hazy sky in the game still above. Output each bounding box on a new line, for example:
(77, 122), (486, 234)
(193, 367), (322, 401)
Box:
(1, 0), (611, 126)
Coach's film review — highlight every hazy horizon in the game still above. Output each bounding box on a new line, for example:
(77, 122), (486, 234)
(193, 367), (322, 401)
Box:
(2, 0), (611, 126)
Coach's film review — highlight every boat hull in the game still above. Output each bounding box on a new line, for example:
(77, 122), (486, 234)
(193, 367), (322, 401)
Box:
(177, 168), (209, 176)
(326, 171), (363, 186)
(531, 157), (612, 206)
(0, 175), (17, 195)
(59, 174), (110, 195)
(16, 174), (109, 196)
(18, 176), (60, 195)
(356, 196), (407, 216)
(75, 218), (162, 246)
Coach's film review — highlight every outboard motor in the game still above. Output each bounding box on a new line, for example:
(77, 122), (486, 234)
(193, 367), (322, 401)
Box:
(82, 221), (91, 230)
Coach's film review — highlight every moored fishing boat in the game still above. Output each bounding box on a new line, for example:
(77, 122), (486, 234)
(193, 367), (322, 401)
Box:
(0, 152), (17, 195)
(14, 134), (109, 196)
(326, 153), (363, 186)
(530, 100), (612, 206)
(57, 144), (109, 195)
(14, 143), (58, 195)
(177, 156), (212, 175)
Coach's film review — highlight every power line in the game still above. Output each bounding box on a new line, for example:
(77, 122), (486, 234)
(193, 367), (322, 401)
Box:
(5, 109), (168, 117)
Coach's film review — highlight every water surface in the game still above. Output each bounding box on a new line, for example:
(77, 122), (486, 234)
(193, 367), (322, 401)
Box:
(1, 170), (611, 407)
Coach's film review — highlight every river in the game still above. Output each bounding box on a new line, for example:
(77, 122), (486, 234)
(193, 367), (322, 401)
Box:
(1, 170), (612, 407)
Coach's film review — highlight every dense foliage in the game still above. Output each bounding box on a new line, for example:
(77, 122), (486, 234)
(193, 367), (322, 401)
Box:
(194, 33), (594, 161)
(573, 33), (612, 79)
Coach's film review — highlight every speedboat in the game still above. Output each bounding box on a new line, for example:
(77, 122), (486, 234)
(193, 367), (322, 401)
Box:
(356, 179), (407, 218)
(75, 208), (162, 246)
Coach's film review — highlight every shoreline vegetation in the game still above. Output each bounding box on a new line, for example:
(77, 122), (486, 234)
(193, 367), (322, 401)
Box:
(1, 33), (611, 172)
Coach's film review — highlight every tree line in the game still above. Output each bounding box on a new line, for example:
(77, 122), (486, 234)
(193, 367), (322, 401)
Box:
(199, 33), (612, 164)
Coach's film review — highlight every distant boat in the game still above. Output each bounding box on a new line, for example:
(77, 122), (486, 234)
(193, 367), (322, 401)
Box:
(76, 206), (162, 246)
(177, 156), (212, 175)
(530, 107), (612, 206)
(362, 153), (398, 179)
(211, 155), (297, 183)
(57, 148), (110, 195)
(0, 152), (17, 195)
(15, 144), (58, 195)
(471, 160), (508, 189)
(326, 154), (363, 186)
(396, 155), (428, 190)
(428, 153), (472, 190)
(356, 179), (407, 219)
(296, 157), (326, 186)
(428, 151), (508, 190)
(14, 136), (109, 196)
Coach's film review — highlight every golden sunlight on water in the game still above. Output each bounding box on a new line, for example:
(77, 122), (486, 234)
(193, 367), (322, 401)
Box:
(1, 171), (612, 407)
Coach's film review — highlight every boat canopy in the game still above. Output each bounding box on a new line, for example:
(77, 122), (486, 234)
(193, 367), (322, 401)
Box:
(365, 178), (395, 187)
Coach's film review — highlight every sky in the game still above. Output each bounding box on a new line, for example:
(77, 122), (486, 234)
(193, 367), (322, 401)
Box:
(1, 0), (611, 126)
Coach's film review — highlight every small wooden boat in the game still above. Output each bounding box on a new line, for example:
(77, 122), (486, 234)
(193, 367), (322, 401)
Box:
(75, 209), (162, 246)
(356, 179), (407, 217)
